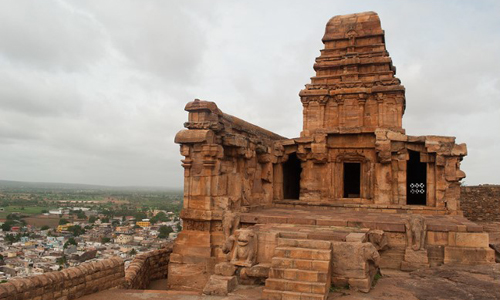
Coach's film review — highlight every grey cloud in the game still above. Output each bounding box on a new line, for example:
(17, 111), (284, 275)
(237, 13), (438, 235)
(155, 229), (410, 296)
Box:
(73, 0), (214, 84)
(0, 0), (499, 187)
(0, 0), (107, 71)
(0, 69), (84, 117)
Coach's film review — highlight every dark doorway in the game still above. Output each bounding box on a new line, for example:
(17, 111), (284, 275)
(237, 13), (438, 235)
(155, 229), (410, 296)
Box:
(343, 163), (361, 198)
(283, 153), (301, 199)
(407, 150), (427, 205)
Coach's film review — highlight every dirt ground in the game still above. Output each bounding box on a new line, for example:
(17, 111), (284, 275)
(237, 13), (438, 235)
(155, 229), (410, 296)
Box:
(80, 263), (500, 300)
(23, 215), (60, 228)
(328, 264), (500, 300)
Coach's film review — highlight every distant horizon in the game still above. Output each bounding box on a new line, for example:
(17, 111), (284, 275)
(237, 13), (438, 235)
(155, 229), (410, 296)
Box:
(0, 178), (183, 191)
(0, 178), (497, 190)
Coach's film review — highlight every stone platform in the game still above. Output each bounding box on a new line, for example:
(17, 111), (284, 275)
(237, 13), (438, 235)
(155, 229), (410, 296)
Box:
(241, 207), (495, 268)
(241, 207), (482, 232)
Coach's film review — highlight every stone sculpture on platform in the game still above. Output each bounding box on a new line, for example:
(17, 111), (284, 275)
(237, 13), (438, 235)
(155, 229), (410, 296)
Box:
(405, 215), (427, 251)
(402, 215), (429, 270)
(368, 229), (388, 251)
(230, 229), (257, 267)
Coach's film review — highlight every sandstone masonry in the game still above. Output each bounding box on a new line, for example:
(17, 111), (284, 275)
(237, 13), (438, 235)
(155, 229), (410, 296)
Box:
(124, 244), (173, 289)
(0, 257), (124, 300)
(461, 185), (500, 222)
(0, 246), (173, 300)
(169, 11), (494, 300)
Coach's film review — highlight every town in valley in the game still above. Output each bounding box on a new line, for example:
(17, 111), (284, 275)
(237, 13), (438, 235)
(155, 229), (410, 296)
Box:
(0, 180), (182, 282)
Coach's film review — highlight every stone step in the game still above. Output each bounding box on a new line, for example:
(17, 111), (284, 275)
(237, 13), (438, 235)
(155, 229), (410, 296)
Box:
(265, 278), (328, 295)
(262, 289), (326, 300)
(379, 247), (405, 269)
(271, 257), (330, 272)
(269, 268), (329, 282)
(274, 247), (332, 260)
(278, 229), (351, 242)
(277, 238), (332, 250)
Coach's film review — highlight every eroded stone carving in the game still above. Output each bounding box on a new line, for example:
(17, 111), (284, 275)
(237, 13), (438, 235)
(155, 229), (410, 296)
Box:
(405, 215), (427, 251)
(230, 229), (257, 267)
(222, 211), (239, 240)
(362, 242), (381, 267)
(221, 211), (240, 259)
(367, 229), (388, 251)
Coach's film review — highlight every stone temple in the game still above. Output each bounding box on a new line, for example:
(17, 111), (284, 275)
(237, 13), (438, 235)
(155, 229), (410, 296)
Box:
(170, 12), (495, 300)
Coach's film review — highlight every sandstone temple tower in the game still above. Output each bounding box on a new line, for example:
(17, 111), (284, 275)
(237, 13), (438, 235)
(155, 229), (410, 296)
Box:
(169, 12), (493, 299)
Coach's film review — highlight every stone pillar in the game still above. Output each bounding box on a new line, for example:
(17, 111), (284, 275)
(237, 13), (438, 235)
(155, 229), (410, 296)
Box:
(358, 97), (366, 128)
(376, 94), (384, 127)
(168, 137), (223, 291)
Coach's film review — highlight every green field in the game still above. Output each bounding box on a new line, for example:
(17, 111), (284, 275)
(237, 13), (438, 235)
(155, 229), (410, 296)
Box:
(0, 206), (54, 219)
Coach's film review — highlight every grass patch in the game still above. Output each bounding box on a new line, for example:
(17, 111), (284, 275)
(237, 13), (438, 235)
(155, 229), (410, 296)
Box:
(372, 271), (383, 287)
(0, 206), (55, 219)
(330, 283), (350, 292)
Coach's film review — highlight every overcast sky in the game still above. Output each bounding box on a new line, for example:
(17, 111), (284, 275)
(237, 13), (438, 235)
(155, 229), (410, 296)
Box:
(0, 0), (499, 188)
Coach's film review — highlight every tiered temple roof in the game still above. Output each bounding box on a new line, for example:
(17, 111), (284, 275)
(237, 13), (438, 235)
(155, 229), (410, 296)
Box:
(300, 12), (406, 135)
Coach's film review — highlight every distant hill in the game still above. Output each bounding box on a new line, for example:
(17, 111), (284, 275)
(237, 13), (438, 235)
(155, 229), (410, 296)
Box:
(0, 179), (181, 193)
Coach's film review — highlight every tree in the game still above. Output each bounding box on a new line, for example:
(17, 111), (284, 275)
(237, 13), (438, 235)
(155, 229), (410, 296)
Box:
(134, 212), (147, 220)
(59, 218), (69, 225)
(150, 212), (168, 224)
(1, 223), (11, 232)
(158, 225), (173, 239)
(76, 211), (87, 219)
(68, 225), (85, 237)
(5, 233), (21, 244)
(56, 255), (67, 266)
(101, 237), (111, 244)
(129, 248), (137, 256)
(6, 213), (20, 220)
(41, 225), (50, 230)
(64, 237), (77, 249)
(89, 216), (97, 223)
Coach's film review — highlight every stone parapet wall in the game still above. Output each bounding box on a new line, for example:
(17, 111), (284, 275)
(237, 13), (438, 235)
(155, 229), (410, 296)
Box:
(0, 257), (124, 300)
(461, 185), (500, 222)
(125, 245), (173, 289)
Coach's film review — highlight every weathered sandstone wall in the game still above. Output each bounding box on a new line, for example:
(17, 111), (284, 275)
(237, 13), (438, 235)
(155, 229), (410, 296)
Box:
(124, 245), (172, 289)
(0, 257), (124, 300)
(0, 247), (173, 299)
(169, 99), (287, 290)
(461, 185), (500, 222)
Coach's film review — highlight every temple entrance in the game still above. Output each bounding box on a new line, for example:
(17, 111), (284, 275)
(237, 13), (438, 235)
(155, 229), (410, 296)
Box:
(283, 153), (301, 199)
(343, 163), (361, 198)
(407, 150), (427, 205)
